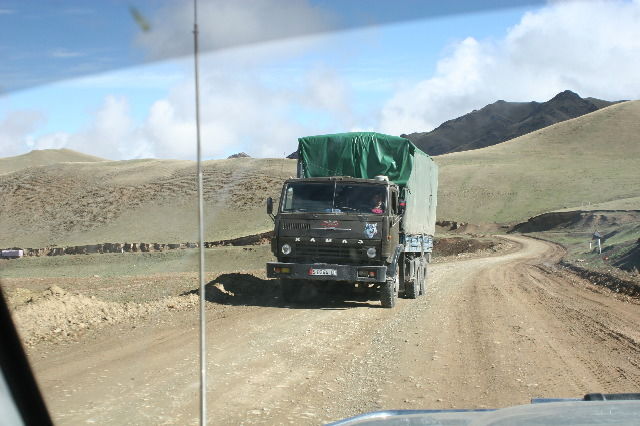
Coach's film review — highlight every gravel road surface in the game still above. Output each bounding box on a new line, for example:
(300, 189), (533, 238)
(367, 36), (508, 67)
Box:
(28, 235), (640, 424)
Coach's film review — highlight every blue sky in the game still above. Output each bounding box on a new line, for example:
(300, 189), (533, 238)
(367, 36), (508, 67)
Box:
(1, 0), (640, 160)
(0, 0), (146, 92)
(0, 0), (540, 92)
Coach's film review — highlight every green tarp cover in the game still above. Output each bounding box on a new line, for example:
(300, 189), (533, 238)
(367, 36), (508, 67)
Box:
(298, 132), (438, 235)
(298, 132), (415, 186)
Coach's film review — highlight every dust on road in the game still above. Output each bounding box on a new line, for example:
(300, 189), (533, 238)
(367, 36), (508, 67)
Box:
(20, 235), (640, 424)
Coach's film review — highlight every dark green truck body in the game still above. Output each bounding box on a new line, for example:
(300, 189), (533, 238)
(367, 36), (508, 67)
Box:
(266, 132), (438, 307)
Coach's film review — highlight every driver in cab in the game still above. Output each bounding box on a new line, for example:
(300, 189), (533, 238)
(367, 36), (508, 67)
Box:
(371, 193), (385, 214)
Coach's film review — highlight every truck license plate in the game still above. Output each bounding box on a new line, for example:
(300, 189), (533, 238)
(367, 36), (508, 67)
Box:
(309, 268), (337, 276)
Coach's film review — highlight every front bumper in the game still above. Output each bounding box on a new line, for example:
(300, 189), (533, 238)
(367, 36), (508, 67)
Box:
(267, 262), (387, 283)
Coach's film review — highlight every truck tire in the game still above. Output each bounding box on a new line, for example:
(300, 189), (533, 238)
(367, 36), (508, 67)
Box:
(420, 263), (428, 296)
(402, 256), (418, 299)
(380, 268), (398, 308)
(405, 276), (419, 299)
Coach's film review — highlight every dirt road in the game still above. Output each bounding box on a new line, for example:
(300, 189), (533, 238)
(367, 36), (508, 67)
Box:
(29, 235), (640, 424)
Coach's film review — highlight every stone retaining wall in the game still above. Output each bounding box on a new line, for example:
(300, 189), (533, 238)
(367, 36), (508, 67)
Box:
(3, 231), (274, 258)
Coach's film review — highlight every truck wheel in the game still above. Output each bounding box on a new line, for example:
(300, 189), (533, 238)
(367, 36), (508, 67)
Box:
(420, 263), (428, 296)
(405, 277), (419, 299)
(380, 269), (398, 308)
(280, 279), (299, 303)
(403, 258), (419, 299)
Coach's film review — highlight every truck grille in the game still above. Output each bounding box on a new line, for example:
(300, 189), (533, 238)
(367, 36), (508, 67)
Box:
(282, 221), (310, 231)
(293, 244), (366, 263)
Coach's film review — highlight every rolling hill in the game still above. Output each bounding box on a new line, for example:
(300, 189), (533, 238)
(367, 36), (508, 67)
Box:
(0, 154), (295, 247)
(436, 100), (640, 223)
(0, 148), (106, 175)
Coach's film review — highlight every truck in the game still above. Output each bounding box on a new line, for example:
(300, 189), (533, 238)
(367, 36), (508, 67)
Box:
(266, 132), (438, 308)
(1, 249), (24, 259)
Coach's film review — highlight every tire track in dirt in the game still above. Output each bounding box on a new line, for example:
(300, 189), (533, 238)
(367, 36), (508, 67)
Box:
(381, 235), (640, 411)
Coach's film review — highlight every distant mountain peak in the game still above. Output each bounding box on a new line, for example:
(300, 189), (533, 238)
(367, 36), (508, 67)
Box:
(403, 90), (619, 156)
(551, 89), (580, 100)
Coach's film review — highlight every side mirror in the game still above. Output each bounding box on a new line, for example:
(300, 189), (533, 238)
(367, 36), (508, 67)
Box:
(398, 200), (406, 215)
(266, 197), (273, 215)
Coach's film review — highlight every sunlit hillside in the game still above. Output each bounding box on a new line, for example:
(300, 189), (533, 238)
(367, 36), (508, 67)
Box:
(0, 148), (106, 175)
(0, 154), (296, 247)
(436, 100), (640, 223)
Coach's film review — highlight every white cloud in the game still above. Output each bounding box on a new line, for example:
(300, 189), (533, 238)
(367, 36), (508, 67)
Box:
(27, 95), (147, 160)
(20, 57), (352, 160)
(0, 110), (45, 156)
(135, 0), (334, 61)
(27, 132), (69, 151)
(380, 0), (640, 134)
(139, 65), (335, 160)
(301, 67), (353, 125)
(84, 96), (139, 157)
(8, 10), (357, 162)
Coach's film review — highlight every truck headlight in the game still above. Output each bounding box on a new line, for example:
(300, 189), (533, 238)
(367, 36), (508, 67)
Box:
(281, 244), (292, 255)
(366, 247), (376, 258)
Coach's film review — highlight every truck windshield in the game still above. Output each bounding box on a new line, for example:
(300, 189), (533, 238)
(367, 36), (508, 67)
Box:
(282, 182), (387, 214)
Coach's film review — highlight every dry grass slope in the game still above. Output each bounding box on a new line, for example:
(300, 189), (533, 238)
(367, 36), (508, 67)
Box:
(436, 100), (640, 223)
(0, 156), (296, 247)
(552, 196), (640, 212)
(0, 148), (106, 175)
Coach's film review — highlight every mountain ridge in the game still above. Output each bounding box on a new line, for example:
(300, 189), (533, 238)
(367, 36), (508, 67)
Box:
(402, 90), (620, 156)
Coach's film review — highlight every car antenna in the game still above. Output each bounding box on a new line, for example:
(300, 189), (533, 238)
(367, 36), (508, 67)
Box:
(192, 0), (207, 424)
